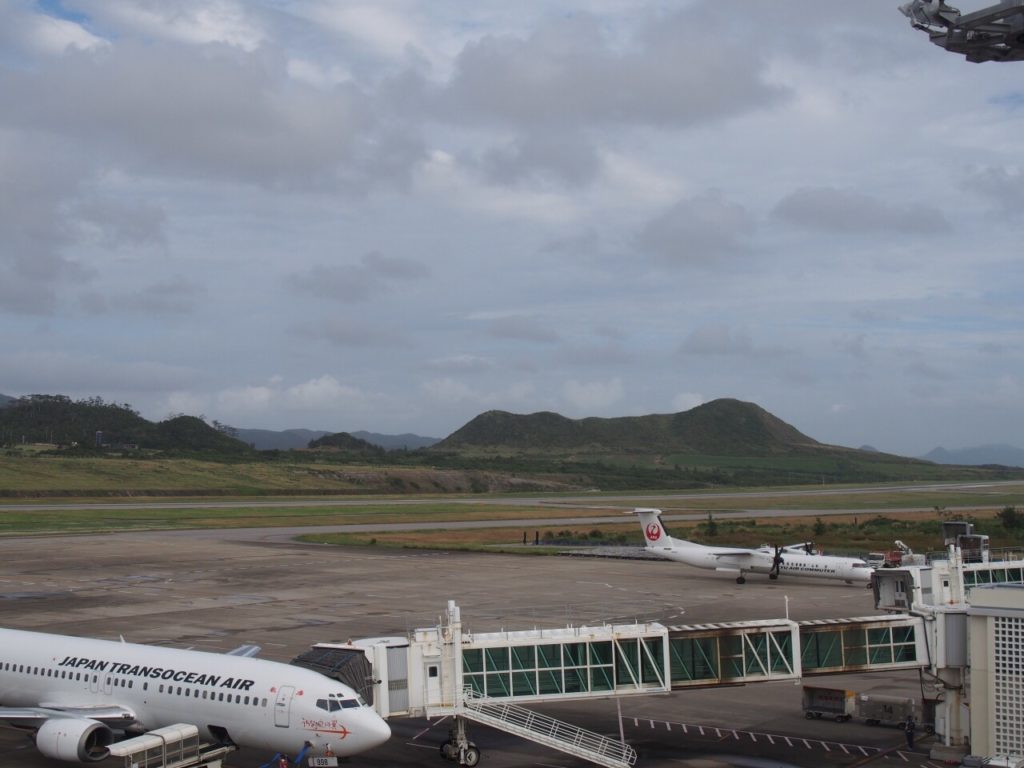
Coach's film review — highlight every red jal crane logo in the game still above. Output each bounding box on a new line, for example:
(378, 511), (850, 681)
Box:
(645, 523), (662, 542)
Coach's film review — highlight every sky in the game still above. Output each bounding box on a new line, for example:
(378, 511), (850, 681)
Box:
(1, 0), (1023, 456)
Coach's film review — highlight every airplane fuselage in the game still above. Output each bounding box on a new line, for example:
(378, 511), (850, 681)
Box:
(651, 544), (872, 582)
(0, 628), (390, 760)
(635, 508), (873, 584)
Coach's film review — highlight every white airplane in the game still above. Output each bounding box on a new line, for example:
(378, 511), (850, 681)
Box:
(633, 508), (873, 585)
(0, 627), (391, 763)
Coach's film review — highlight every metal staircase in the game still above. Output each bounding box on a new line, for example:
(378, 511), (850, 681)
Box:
(461, 689), (637, 768)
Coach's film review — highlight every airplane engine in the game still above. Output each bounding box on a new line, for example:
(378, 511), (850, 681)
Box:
(35, 718), (114, 762)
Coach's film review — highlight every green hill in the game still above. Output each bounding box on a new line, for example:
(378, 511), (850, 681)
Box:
(0, 395), (250, 454)
(308, 432), (386, 458)
(435, 398), (823, 455)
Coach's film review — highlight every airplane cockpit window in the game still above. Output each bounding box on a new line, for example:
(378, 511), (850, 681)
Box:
(316, 698), (343, 712)
(340, 699), (360, 709)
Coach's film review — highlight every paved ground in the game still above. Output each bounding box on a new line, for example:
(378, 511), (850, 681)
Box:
(0, 529), (949, 768)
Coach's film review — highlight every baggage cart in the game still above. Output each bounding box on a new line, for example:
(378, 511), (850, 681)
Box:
(801, 686), (856, 722)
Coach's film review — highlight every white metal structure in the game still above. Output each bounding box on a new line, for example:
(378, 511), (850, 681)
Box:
(461, 688), (636, 768)
(873, 521), (1024, 764)
(324, 601), (922, 766)
(967, 585), (1024, 764)
(107, 723), (236, 768)
(0, 627), (391, 764)
(633, 508), (873, 584)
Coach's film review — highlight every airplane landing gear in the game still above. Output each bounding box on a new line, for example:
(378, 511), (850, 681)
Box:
(736, 575), (746, 584)
(439, 717), (480, 766)
(769, 572), (779, 580)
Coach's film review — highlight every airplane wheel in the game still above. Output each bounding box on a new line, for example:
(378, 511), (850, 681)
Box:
(463, 746), (481, 767)
(736, 576), (746, 584)
(769, 573), (779, 580)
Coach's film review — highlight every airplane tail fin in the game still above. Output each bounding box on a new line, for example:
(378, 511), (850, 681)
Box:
(633, 507), (672, 547)
(631, 507), (700, 548)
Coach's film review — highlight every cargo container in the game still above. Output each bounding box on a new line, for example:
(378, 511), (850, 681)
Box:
(801, 686), (856, 721)
(856, 693), (917, 726)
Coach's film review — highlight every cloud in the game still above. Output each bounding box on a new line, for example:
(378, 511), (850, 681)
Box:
(288, 251), (430, 302)
(284, 375), (364, 410)
(679, 324), (754, 356)
(217, 385), (275, 413)
(293, 4), (423, 61)
(477, 130), (601, 187)
(637, 192), (756, 265)
(414, 149), (581, 222)
(0, 41), (424, 192)
(0, 3), (108, 56)
(432, 8), (788, 131)
(80, 277), (205, 315)
(73, 0), (266, 51)
(486, 315), (560, 343)
(562, 377), (624, 413)
(964, 165), (1024, 216)
(421, 377), (537, 409)
(3, 350), (196, 396)
(424, 354), (494, 373)
(0, 132), (95, 313)
(293, 317), (412, 348)
(772, 187), (951, 235)
(70, 197), (166, 249)
(161, 391), (211, 420)
(671, 392), (705, 412)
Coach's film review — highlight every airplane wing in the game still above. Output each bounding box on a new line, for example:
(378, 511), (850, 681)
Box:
(226, 644), (261, 657)
(707, 552), (759, 565)
(0, 705), (137, 728)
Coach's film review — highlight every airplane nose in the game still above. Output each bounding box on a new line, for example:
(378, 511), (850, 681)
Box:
(361, 711), (391, 749)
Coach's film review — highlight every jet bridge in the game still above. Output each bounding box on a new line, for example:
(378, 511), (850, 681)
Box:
(301, 602), (927, 767)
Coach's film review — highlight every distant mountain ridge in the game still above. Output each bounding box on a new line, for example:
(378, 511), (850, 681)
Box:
(0, 394), (14, 408)
(436, 398), (825, 455)
(350, 430), (439, 451)
(234, 427), (439, 451)
(308, 432), (384, 456)
(923, 444), (1024, 468)
(234, 428), (330, 450)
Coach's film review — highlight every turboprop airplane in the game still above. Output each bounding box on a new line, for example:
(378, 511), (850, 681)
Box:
(0, 627), (391, 763)
(633, 508), (873, 585)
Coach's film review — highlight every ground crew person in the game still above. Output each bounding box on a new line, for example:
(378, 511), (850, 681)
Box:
(904, 715), (916, 749)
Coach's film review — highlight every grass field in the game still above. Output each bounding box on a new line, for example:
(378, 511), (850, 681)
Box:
(2, 451), (1022, 556)
(0, 481), (1021, 555)
(295, 507), (1024, 557)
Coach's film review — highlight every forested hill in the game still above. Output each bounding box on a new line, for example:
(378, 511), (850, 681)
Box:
(308, 431), (385, 457)
(435, 398), (828, 455)
(0, 395), (250, 453)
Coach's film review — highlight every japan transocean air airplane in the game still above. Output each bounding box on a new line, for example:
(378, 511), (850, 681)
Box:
(0, 627), (391, 763)
(633, 508), (874, 585)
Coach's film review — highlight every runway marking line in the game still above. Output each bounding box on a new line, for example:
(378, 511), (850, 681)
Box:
(625, 715), (916, 760)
